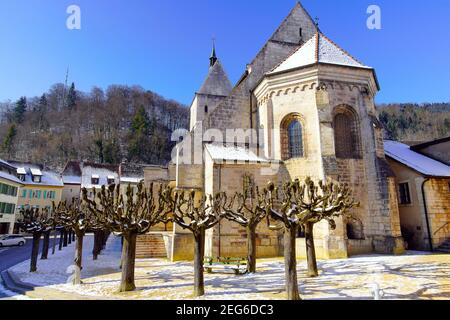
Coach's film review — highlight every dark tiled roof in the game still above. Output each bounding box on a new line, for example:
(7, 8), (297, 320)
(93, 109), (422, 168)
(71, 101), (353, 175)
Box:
(61, 161), (82, 177)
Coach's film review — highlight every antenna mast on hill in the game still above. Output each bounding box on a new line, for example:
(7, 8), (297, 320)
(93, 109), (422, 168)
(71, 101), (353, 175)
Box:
(61, 67), (69, 109)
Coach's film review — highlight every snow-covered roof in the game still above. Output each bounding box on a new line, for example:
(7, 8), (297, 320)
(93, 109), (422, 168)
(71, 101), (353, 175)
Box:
(270, 32), (371, 75)
(82, 165), (119, 189)
(205, 144), (270, 163)
(385, 140), (450, 177)
(0, 171), (24, 185)
(17, 167), (26, 175)
(62, 175), (81, 185)
(21, 170), (63, 187)
(120, 177), (143, 184)
(30, 168), (43, 176)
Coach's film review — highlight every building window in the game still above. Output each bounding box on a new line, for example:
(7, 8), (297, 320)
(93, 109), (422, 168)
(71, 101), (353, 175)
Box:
(334, 106), (362, 159)
(281, 114), (305, 160)
(21, 189), (27, 198)
(0, 183), (17, 197)
(91, 176), (100, 185)
(32, 175), (42, 183)
(399, 183), (412, 205)
(107, 177), (115, 185)
(204, 105), (208, 113)
(0, 202), (15, 214)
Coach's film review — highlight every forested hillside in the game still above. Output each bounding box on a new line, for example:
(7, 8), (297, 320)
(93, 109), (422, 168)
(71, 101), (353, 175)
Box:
(378, 103), (450, 143)
(0, 83), (189, 170)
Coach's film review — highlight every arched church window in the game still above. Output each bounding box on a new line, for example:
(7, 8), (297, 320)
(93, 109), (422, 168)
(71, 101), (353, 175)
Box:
(334, 106), (362, 159)
(281, 114), (305, 160)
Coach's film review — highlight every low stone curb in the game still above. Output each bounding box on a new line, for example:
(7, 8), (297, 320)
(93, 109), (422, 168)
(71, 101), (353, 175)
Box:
(1, 269), (109, 300)
(1, 269), (34, 295)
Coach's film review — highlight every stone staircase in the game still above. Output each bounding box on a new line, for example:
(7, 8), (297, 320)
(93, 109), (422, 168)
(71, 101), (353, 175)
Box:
(436, 238), (450, 253)
(136, 233), (167, 259)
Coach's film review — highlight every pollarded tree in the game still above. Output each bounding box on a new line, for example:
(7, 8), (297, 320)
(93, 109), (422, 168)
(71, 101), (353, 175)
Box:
(18, 208), (54, 272)
(263, 181), (304, 300)
(82, 183), (172, 292)
(291, 177), (359, 278)
(54, 199), (92, 284)
(163, 190), (224, 297)
(221, 181), (268, 273)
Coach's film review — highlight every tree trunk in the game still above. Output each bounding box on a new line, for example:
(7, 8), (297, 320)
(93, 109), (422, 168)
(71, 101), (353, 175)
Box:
(73, 232), (84, 285)
(93, 231), (100, 260)
(119, 232), (137, 292)
(68, 230), (72, 245)
(193, 229), (205, 297)
(247, 225), (257, 273)
(59, 229), (64, 251)
(52, 229), (57, 255)
(41, 230), (50, 260)
(305, 222), (318, 278)
(284, 226), (301, 300)
(63, 229), (68, 247)
(30, 232), (41, 272)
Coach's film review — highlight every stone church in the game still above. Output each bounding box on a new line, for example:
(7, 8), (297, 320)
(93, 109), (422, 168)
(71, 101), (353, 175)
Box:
(144, 2), (405, 261)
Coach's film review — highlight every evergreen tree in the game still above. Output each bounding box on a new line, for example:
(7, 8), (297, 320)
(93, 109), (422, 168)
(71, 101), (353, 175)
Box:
(67, 82), (77, 110)
(14, 97), (27, 124)
(128, 106), (150, 162)
(104, 139), (121, 164)
(38, 94), (48, 109)
(36, 94), (48, 130)
(2, 124), (17, 155)
(95, 139), (104, 163)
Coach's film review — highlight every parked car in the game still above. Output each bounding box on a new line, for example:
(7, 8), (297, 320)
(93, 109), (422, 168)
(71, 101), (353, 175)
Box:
(0, 235), (26, 247)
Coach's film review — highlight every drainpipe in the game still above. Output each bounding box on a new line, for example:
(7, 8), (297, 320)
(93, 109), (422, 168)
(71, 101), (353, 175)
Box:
(421, 178), (433, 252)
(218, 164), (222, 258)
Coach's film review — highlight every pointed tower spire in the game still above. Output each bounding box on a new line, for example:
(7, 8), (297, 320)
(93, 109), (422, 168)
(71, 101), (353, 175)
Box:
(210, 37), (217, 67)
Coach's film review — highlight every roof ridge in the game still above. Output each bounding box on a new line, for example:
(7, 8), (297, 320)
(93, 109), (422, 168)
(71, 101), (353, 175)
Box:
(267, 35), (315, 74)
(267, 2), (316, 44)
(315, 32), (320, 62)
(319, 32), (365, 66)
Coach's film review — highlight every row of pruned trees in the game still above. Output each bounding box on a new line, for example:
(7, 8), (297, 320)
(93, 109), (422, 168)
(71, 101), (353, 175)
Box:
(17, 204), (108, 278)
(20, 176), (357, 300)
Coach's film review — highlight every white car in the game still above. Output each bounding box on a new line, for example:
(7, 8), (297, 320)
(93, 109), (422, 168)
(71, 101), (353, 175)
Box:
(0, 235), (26, 247)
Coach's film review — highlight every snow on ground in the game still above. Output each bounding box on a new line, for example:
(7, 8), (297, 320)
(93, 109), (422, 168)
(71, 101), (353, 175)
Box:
(0, 281), (37, 300)
(9, 234), (121, 288)
(8, 235), (450, 300)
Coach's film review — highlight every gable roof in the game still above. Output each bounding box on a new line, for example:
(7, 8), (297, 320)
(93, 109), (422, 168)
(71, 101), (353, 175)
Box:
(411, 136), (450, 151)
(269, 32), (371, 75)
(384, 140), (450, 178)
(0, 171), (23, 185)
(197, 60), (233, 97)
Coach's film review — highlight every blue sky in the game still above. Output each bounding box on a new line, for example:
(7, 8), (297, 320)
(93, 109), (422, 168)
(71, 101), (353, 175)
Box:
(0, 0), (449, 105)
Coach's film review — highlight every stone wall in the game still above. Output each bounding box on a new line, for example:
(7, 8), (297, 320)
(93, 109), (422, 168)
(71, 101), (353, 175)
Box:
(205, 161), (284, 259)
(425, 179), (450, 248)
